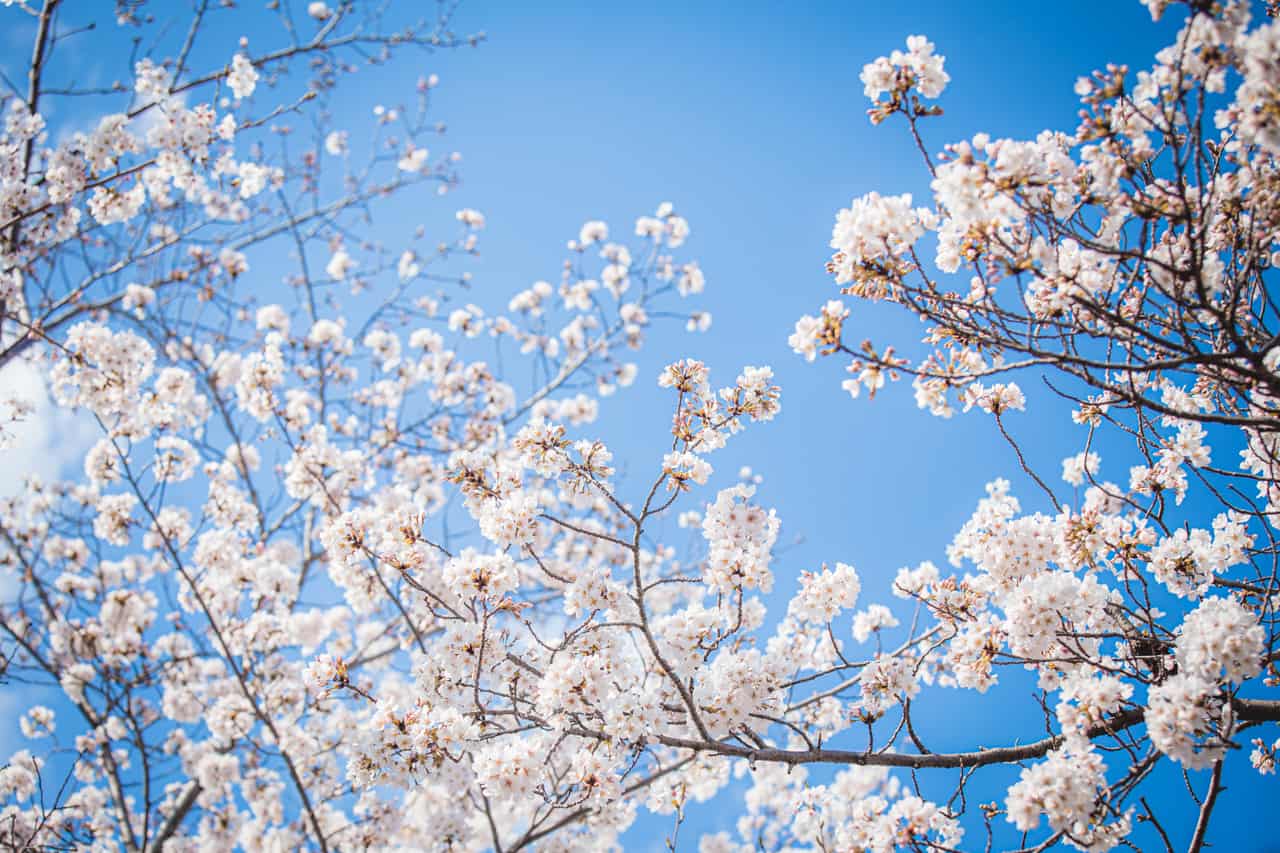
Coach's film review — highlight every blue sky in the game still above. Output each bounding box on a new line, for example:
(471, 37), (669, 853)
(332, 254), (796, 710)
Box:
(4, 0), (1278, 849)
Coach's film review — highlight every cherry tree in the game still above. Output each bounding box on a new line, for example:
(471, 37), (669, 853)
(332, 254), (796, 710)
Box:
(0, 0), (1277, 851)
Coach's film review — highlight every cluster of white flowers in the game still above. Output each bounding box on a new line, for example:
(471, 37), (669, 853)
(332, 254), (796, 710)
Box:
(1145, 673), (1226, 769)
(1062, 451), (1101, 486)
(860, 35), (950, 102)
(442, 548), (520, 602)
(1006, 741), (1132, 851)
(1232, 20), (1280, 153)
(701, 484), (780, 594)
(788, 299), (847, 362)
(962, 381), (1026, 415)
(634, 201), (689, 248)
(1174, 596), (1264, 684)
(789, 562), (861, 623)
(827, 191), (935, 287)
(704, 763), (963, 853)
(227, 53), (259, 99)
(1147, 517), (1250, 599)
(852, 604), (899, 643)
(663, 449), (713, 490)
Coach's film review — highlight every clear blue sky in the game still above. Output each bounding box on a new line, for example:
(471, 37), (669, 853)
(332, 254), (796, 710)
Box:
(7, 0), (1278, 849)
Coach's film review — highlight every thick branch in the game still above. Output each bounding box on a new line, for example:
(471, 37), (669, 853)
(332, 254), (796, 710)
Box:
(655, 699), (1280, 770)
